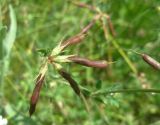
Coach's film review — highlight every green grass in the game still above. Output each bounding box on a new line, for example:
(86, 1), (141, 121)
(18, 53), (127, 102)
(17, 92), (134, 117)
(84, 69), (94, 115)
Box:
(0, 0), (160, 125)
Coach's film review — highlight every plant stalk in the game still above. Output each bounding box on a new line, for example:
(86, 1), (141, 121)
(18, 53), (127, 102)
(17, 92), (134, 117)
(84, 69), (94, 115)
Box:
(91, 89), (160, 96)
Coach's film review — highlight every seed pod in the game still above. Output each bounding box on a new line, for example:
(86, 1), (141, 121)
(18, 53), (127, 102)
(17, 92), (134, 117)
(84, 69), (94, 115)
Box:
(105, 15), (116, 37)
(58, 69), (80, 96)
(80, 20), (96, 34)
(71, 1), (97, 12)
(80, 15), (100, 34)
(142, 54), (160, 70)
(60, 34), (85, 50)
(60, 15), (100, 50)
(68, 56), (108, 68)
(29, 74), (45, 116)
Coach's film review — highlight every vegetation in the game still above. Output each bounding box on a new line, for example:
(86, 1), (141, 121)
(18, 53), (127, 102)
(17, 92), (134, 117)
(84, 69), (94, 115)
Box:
(1, 0), (160, 125)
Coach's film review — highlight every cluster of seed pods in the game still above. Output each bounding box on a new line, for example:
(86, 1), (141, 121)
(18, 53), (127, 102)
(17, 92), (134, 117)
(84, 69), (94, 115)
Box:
(72, 1), (160, 71)
(29, 2), (160, 117)
(29, 14), (108, 116)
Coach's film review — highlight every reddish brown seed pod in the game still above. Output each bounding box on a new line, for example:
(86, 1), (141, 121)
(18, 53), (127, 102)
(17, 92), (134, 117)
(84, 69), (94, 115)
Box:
(142, 54), (160, 70)
(80, 15), (100, 35)
(80, 20), (96, 34)
(60, 15), (100, 50)
(29, 74), (45, 116)
(68, 56), (108, 68)
(71, 1), (97, 12)
(58, 69), (80, 96)
(105, 15), (116, 37)
(60, 34), (85, 50)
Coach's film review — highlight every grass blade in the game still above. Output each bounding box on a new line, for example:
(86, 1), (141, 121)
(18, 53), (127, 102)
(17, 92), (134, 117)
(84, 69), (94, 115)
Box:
(1, 4), (17, 93)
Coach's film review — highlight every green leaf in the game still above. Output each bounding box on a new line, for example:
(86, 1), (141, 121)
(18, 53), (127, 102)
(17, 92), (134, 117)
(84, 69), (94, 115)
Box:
(80, 86), (91, 98)
(1, 4), (17, 93)
(3, 4), (17, 57)
(95, 79), (102, 89)
(37, 48), (51, 57)
(2, 4), (17, 73)
(5, 104), (16, 118)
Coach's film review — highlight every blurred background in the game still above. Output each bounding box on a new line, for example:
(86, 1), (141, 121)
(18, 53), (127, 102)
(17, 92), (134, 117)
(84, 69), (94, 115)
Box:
(0, 0), (160, 125)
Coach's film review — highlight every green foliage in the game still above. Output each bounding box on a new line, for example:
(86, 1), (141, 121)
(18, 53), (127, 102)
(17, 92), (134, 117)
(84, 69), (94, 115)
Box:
(1, 4), (17, 97)
(0, 0), (160, 125)
(36, 48), (52, 57)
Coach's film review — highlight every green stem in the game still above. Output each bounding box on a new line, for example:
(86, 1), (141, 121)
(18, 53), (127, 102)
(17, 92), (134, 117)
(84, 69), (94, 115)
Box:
(111, 39), (138, 74)
(91, 89), (160, 96)
(101, 13), (138, 75)
(80, 92), (90, 113)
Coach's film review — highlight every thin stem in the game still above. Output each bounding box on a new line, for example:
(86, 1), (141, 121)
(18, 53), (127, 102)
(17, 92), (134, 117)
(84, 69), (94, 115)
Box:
(91, 89), (160, 96)
(80, 92), (90, 113)
(111, 39), (138, 74)
(100, 15), (138, 74)
(97, 9), (138, 75)
(70, 1), (97, 12)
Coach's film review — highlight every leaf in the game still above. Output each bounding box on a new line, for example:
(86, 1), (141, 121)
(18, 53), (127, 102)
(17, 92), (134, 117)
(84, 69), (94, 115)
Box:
(80, 86), (91, 97)
(37, 48), (52, 57)
(3, 4), (17, 57)
(150, 121), (160, 125)
(2, 4), (17, 74)
(107, 96), (119, 108)
(95, 79), (102, 89)
(5, 104), (16, 118)
(98, 96), (120, 108)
